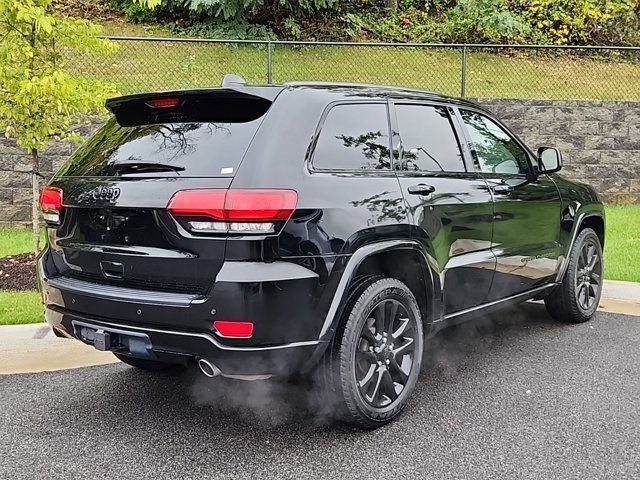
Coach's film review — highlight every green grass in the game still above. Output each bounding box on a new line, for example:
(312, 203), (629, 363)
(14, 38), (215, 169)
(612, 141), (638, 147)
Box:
(0, 206), (637, 325)
(0, 228), (36, 257)
(1, 228), (43, 325)
(603, 204), (640, 283)
(0, 290), (43, 325)
(59, 22), (640, 100)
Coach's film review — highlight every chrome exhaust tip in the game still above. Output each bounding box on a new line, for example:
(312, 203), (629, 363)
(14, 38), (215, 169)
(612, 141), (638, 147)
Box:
(197, 358), (222, 378)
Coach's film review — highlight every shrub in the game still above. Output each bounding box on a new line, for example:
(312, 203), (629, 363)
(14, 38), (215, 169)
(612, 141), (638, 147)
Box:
(509, 0), (640, 45)
(443, 0), (531, 43)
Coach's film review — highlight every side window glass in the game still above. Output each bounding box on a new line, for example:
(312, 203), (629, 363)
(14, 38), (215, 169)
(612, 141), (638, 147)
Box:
(460, 110), (530, 175)
(313, 104), (390, 171)
(396, 104), (465, 173)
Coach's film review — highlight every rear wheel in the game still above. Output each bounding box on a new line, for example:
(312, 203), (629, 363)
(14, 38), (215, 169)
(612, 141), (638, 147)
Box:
(545, 227), (603, 323)
(113, 353), (178, 372)
(316, 277), (424, 428)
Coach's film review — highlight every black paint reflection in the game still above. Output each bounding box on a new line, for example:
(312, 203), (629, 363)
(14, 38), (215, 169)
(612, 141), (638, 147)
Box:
(313, 103), (390, 170)
(58, 118), (262, 177)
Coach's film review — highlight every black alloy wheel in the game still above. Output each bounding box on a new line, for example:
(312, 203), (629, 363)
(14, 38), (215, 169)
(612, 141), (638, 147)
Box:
(545, 227), (603, 323)
(316, 277), (424, 428)
(355, 298), (418, 408)
(574, 238), (602, 312)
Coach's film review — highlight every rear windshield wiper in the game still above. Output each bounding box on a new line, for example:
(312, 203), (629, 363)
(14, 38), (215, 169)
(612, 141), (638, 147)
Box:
(112, 163), (186, 175)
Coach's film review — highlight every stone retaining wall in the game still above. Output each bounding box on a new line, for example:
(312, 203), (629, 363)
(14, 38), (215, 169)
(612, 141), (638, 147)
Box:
(477, 99), (640, 205)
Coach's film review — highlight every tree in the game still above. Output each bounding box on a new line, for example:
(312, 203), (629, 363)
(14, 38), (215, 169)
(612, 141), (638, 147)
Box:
(0, 0), (117, 254)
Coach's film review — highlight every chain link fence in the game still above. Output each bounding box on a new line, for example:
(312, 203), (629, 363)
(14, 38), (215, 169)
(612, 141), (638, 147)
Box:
(62, 37), (640, 101)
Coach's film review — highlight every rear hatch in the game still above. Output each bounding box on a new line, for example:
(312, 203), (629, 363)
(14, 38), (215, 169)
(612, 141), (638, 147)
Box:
(45, 88), (276, 295)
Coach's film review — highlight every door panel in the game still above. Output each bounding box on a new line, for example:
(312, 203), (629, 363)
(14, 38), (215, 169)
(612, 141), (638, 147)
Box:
(458, 108), (562, 300)
(400, 175), (497, 313)
(391, 102), (496, 315)
(483, 175), (562, 299)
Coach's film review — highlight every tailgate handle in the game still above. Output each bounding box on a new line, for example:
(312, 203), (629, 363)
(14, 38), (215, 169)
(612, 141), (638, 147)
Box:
(100, 261), (124, 279)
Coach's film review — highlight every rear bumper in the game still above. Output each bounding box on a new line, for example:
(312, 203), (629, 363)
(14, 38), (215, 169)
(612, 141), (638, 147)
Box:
(45, 306), (319, 377)
(38, 249), (329, 376)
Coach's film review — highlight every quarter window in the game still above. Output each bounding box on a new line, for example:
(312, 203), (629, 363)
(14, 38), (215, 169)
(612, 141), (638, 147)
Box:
(460, 110), (530, 175)
(313, 104), (391, 171)
(396, 104), (465, 173)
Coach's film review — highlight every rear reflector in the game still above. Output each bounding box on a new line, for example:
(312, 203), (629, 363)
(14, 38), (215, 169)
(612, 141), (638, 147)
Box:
(168, 189), (297, 234)
(39, 186), (63, 223)
(145, 97), (180, 108)
(213, 321), (254, 339)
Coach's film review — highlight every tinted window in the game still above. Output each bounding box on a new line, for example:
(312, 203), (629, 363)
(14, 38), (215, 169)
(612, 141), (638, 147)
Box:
(460, 110), (529, 175)
(396, 104), (465, 173)
(58, 117), (263, 177)
(313, 104), (390, 170)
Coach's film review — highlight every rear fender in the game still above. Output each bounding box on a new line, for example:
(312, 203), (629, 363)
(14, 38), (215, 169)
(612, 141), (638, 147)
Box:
(300, 240), (439, 372)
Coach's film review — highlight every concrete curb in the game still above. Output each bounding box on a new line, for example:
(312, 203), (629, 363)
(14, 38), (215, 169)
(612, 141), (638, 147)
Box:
(0, 323), (118, 375)
(1, 281), (638, 375)
(602, 279), (640, 302)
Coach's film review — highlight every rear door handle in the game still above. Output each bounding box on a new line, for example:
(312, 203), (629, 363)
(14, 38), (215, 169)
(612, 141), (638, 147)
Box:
(493, 184), (513, 194)
(407, 184), (436, 195)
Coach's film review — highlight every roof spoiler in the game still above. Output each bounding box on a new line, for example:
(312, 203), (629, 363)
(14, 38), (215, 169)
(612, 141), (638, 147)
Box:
(107, 90), (278, 127)
(105, 74), (283, 126)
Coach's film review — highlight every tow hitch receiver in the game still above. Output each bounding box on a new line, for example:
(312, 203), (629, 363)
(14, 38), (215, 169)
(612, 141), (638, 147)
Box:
(93, 330), (112, 351)
(78, 326), (116, 351)
(72, 320), (154, 358)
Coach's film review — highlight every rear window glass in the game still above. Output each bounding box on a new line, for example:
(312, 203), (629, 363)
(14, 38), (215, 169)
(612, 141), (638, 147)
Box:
(313, 103), (391, 171)
(57, 117), (263, 177)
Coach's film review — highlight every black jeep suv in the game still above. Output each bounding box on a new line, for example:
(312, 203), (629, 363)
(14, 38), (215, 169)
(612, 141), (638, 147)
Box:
(38, 76), (605, 428)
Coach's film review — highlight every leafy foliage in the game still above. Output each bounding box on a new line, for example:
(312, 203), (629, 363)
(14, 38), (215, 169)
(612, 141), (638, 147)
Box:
(510, 0), (640, 45)
(0, 0), (117, 151)
(168, 18), (276, 40)
(134, 0), (338, 21)
(339, 0), (639, 45)
(0, 0), (117, 252)
(444, 0), (531, 43)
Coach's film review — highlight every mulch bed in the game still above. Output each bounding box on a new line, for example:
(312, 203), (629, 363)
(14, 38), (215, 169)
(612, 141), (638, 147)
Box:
(0, 254), (37, 290)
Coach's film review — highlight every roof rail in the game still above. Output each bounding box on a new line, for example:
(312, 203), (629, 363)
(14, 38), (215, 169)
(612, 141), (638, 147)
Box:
(221, 74), (247, 87)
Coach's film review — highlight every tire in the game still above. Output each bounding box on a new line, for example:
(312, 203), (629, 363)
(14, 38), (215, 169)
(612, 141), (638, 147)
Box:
(113, 353), (179, 372)
(545, 227), (603, 323)
(315, 277), (424, 428)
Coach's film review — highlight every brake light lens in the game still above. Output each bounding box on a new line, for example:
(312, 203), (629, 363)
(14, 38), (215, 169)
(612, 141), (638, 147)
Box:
(213, 321), (254, 339)
(145, 97), (180, 108)
(39, 186), (63, 223)
(167, 189), (297, 234)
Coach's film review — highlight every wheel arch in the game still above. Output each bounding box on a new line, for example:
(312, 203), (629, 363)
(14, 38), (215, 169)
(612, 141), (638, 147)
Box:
(580, 214), (605, 248)
(353, 249), (434, 328)
(301, 240), (438, 374)
(556, 210), (605, 282)
(318, 240), (438, 342)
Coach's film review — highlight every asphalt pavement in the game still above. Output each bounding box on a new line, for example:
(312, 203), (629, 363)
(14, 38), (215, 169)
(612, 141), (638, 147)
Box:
(1, 303), (638, 479)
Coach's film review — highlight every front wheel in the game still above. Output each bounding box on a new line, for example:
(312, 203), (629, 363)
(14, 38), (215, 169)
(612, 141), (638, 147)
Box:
(545, 227), (603, 323)
(316, 277), (424, 428)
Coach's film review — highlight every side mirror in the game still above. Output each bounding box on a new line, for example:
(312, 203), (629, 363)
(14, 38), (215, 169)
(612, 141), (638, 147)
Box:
(537, 146), (562, 174)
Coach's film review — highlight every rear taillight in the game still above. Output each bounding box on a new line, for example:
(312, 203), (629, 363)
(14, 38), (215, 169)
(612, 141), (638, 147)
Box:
(39, 186), (63, 224)
(167, 189), (297, 235)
